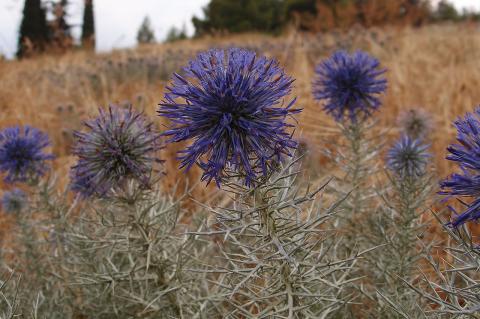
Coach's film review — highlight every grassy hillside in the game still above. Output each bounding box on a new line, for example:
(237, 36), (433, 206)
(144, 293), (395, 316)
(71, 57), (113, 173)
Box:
(1, 22), (480, 318)
(0, 22), (479, 195)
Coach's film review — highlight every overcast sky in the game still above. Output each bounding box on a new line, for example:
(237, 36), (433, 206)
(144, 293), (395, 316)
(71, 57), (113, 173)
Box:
(0, 0), (479, 59)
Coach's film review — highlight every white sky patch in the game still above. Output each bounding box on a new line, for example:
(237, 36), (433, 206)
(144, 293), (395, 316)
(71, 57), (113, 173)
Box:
(0, 0), (478, 59)
(94, 0), (209, 53)
(0, 0), (209, 58)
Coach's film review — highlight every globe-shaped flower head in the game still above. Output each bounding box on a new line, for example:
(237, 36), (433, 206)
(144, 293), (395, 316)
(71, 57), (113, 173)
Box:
(158, 48), (301, 187)
(397, 108), (433, 140)
(386, 135), (430, 178)
(70, 105), (162, 198)
(0, 126), (54, 183)
(1, 189), (28, 213)
(312, 50), (387, 122)
(440, 107), (480, 227)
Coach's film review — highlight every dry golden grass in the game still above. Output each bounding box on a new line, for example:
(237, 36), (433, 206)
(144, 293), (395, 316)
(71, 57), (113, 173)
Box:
(1, 24), (480, 309)
(0, 22), (479, 200)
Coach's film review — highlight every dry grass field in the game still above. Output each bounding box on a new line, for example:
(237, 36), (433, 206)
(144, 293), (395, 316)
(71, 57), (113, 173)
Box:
(1, 22), (480, 317)
(0, 22), (479, 200)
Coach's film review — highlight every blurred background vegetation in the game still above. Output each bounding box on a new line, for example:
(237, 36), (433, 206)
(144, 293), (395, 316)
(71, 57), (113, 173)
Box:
(13, 0), (480, 59)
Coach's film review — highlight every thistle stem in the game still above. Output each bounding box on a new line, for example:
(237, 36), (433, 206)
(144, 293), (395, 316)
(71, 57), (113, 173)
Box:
(257, 189), (298, 317)
(346, 121), (364, 216)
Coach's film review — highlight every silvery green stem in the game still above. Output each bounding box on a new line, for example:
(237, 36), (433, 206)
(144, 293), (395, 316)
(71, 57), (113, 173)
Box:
(192, 158), (362, 317)
(17, 214), (39, 278)
(368, 170), (434, 318)
(343, 121), (364, 217)
(327, 118), (382, 234)
(321, 117), (385, 317)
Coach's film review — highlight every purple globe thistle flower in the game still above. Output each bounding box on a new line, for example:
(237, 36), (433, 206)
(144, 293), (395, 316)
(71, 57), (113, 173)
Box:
(158, 48), (301, 187)
(1, 188), (28, 213)
(386, 135), (430, 178)
(70, 105), (162, 198)
(440, 108), (480, 227)
(0, 126), (54, 183)
(312, 50), (387, 122)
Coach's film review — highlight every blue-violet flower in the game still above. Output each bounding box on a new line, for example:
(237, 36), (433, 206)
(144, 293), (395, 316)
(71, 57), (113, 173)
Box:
(312, 50), (387, 122)
(158, 48), (301, 187)
(440, 108), (480, 227)
(387, 135), (430, 178)
(0, 126), (54, 183)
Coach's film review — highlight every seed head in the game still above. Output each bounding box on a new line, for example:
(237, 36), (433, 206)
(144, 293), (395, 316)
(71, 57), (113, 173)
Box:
(70, 105), (162, 198)
(397, 108), (433, 139)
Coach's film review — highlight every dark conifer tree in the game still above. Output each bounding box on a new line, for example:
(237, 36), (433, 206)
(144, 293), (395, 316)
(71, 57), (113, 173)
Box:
(137, 16), (156, 44)
(50, 0), (73, 51)
(17, 0), (49, 58)
(81, 0), (95, 49)
(56, 0), (71, 36)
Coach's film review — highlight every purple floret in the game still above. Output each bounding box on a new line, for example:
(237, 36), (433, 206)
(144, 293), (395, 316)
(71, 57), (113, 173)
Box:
(0, 126), (54, 183)
(158, 48), (301, 188)
(313, 50), (387, 122)
(386, 135), (430, 178)
(440, 107), (480, 227)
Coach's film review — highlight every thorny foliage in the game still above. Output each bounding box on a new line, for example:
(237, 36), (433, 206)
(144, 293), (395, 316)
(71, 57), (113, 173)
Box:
(321, 118), (386, 317)
(0, 179), (213, 319)
(321, 118), (435, 318)
(369, 168), (435, 318)
(62, 183), (210, 318)
(191, 157), (366, 318)
(0, 176), (74, 318)
(323, 118), (383, 242)
(410, 219), (480, 319)
(0, 271), (27, 319)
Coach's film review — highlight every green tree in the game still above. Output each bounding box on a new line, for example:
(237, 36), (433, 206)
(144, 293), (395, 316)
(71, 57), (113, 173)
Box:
(165, 25), (187, 43)
(17, 0), (49, 58)
(192, 0), (286, 36)
(137, 16), (156, 44)
(435, 0), (459, 21)
(285, 0), (317, 15)
(81, 0), (95, 49)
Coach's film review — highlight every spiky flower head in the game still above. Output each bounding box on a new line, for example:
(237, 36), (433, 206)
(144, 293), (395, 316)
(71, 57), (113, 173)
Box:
(440, 108), (480, 227)
(1, 189), (28, 213)
(70, 105), (162, 198)
(312, 50), (387, 122)
(158, 48), (301, 187)
(397, 108), (433, 139)
(386, 135), (430, 178)
(0, 126), (54, 183)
